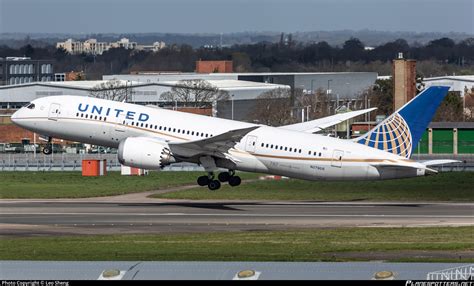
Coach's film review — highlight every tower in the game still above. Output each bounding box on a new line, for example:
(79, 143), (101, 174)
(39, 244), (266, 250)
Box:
(393, 53), (417, 110)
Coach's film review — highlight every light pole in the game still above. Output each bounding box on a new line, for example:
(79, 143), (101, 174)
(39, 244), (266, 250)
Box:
(327, 79), (332, 95)
(231, 94), (234, 120)
(327, 79), (333, 114)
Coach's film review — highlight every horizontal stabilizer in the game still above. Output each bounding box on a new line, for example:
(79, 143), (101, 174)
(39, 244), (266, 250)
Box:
(420, 159), (462, 166)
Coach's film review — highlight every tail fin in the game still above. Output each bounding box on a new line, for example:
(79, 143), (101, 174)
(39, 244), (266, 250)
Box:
(354, 86), (450, 158)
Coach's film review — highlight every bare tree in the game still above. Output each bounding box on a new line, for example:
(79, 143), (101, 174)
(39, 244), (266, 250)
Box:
(160, 79), (229, 108)
(298, 88), (332, 120)
(249, 88), (296, 126)
(89, 80), (133, 101)
(463, 86), (474, 121)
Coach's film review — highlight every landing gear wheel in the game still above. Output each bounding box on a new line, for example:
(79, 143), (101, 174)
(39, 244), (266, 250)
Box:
(42, 145), (52, 155)
(197, 176), (210, 186)
(208, 180), (221, 191)
(228, 176), (241, 187)
(218, 172), (231, 182)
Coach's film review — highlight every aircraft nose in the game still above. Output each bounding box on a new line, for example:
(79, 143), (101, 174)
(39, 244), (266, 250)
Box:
(10, 110), (18, 123)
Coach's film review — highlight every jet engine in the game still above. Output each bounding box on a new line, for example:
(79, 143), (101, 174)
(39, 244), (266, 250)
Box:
(118, 137), (176, 170)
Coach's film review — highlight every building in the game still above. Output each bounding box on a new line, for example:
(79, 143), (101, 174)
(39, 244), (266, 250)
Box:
(393, 53), (417, 110)
(416, 122), (474, 155)
(104, 71), (378, 100)
(0, 57), (54, 86)
(137, 42), (166, 52)
(56, 38), (165, 55)
(0, 79), (289, 111)
(196, 60), (233, 73)
(423, 75), (474, 96)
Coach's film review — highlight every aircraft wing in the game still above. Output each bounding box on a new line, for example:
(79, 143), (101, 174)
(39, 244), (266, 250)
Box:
(168, 126), (260, 159)
(279, 108), (376, 133)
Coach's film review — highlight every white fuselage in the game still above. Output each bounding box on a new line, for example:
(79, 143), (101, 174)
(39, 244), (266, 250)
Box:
(12, 96), (427, 181)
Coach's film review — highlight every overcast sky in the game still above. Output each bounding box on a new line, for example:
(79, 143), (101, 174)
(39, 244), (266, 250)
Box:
(0, 0), (472, 34)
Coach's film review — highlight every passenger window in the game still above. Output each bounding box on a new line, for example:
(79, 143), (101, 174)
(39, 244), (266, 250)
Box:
(271, 144), (273, 148)
(173, 128), (176, 132)
(95, 116), (97, 120)
(319, 152), (322, 157)
(141, 123), (144, 127)
(285, 147), (287, 151)
(76, 113), (79, 117)
(279, 146), (282, 150)
(289, 148), (292, 152)
(299, 149), (302, 153)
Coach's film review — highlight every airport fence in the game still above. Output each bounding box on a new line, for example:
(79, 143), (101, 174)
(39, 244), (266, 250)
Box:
(0, 153), (472, 172)
(0, 153), (204, 172)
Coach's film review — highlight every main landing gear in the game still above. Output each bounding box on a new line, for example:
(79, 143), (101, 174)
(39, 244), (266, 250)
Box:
(197, 170), (241, 191)
(42, 137), (53, 155)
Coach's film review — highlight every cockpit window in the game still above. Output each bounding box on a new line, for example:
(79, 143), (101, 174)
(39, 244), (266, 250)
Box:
(26, 103), (35, 109)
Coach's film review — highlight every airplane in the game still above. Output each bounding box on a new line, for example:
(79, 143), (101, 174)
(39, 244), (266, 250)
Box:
(11, 85), (457, 190)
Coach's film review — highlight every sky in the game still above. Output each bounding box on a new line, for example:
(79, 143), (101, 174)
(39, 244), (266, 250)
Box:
(0, 0), (473, 34)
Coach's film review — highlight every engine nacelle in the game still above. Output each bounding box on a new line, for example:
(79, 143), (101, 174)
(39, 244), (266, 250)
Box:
(118, 137), (175, 170)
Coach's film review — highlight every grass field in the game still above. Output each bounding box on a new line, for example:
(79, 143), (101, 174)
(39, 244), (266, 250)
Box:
(0, 171), (260, 199)
(154, 172), (474, 202)
(0, 171), (472, 201)
(1, 227), (472, 262)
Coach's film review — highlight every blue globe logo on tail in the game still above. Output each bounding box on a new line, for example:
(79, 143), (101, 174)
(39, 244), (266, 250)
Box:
(354, 86), (450, 158)
(357, 113), (413, 158)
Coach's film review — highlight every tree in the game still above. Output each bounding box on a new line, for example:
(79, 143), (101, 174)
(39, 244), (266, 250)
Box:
(463, 87), (474, 121)
(432, 91), (464, 122)
(359, 79), (393, 120)
(342, 37), (365, 61)
(160, 79), (229, 108)
(89, 80), (134, 101)
(299, 88), (332, 119)
(249, 88), (295, 126)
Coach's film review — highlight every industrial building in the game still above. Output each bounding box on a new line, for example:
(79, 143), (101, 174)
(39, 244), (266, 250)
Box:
(423, 75), (474, 96)
(0, 79), (289, 106)
(416, 122), (474, 155)
(0, 57), (55, 86)
(104, 71), (378, 99)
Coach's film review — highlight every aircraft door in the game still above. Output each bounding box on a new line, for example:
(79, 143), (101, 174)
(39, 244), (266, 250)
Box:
(331, 149), (344, 168)
(245, 135), (258, 153)
(48, 103), (61, 121)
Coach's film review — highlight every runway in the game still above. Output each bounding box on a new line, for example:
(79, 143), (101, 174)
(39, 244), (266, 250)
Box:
(1, 199), (473, 236)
